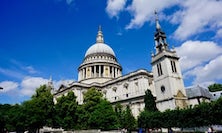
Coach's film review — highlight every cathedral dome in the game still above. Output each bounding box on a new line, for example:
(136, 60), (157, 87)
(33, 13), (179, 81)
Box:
(78, 26), (122, 84)
(85, 42), (115, 57)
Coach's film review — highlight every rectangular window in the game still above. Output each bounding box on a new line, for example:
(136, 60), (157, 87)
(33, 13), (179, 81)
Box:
(157, 63), (163, 76)
(173, 61), (177, 73)
(171, 60), (177, 73)
(157, 64), (160, 76)
(159, 63), (163, 75)
(171, 61), (174, 72)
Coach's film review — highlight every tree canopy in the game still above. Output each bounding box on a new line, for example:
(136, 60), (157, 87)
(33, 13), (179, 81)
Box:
(138, 97), (222, 129)
(2, 85), (222, 132)
(54, 91), (78, 130)
(144, 89), (158, 112)
(82, 88), (119, 130)
(208, 83), (222, 92)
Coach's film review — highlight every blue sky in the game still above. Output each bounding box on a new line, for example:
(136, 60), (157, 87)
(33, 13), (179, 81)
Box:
(1, 0), (222, 104)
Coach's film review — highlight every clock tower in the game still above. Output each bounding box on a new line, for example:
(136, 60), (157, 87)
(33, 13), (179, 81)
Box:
(151, 12), (187, 111)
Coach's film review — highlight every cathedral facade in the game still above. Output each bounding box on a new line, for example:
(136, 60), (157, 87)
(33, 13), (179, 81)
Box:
(53, 18), (211, 117)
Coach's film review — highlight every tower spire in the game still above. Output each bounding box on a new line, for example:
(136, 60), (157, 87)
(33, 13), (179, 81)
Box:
(153, 11), (168, 54)
(96, 25), (104, 43)
(48, 75), (54, 92)
(155, 10), (161, 30)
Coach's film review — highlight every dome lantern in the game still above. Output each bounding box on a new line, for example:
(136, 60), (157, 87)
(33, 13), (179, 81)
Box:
(96, 25), (104, 43)
(84, 26), (116, 57)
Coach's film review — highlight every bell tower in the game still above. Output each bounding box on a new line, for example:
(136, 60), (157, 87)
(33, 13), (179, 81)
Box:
(151, 12), (187, 111)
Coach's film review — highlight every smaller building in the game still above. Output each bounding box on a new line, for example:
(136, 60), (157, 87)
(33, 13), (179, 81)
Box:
(210, 90), (222, 100)
(186, 85), (212, 106)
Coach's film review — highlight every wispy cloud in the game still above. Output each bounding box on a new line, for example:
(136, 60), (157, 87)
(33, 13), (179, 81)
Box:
(10, 59), (38, 74)
(176, 40), (222, 72)
(0, 67), (25, 79)
(25, 66), (38, 74)
(125, 0), (177, 29)
(184, 55), (222, 85)
(106, 0), (222, 41)
(0, 76), (74, 104)
(66, 0), (75, 5)
(0, 81), (19, 93)
(176, 40), (222, 85)
(0, 59), (39, 80)
(20, 76), (49, 96)
(171, 0), (222, 40)
(55, 0), (75, 5)
(106, 0), (127, 19)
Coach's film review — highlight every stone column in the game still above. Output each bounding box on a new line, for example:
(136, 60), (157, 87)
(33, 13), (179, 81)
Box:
(81, 70), (83, 80)
(99, 65), (101, 77)
(81, 69), (83, 80)
(82, 69), (85, 79)
(112, 67), (114, 78)
(85, 68), (87, 79)
(78, 71), (81, 81)
(91, 66), (93, 78)
(94, 66), (96, 77)
(117, 69), (119, 77)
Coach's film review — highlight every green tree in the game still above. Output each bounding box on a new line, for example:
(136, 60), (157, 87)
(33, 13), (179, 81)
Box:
(0, 104), (11, 132)
(55, 91), (78, 130)
(88, 100), (118, 130)
(82, 87), (119, 130)
(75, 105), (89, 129)
(6, 104), (26, 132)
(114, 103), (123, 128)
(23, 85), (54, 132)
(208, 83), (222, 92)
(138, 89), (158, 129)
(120, 106), (136, 131)
(212, 97), (222, 124)
(83, 87), (103, 112)
(78, 87), (104, 129)
(144, 89), (158, 112)
(138, 110), (162, 129)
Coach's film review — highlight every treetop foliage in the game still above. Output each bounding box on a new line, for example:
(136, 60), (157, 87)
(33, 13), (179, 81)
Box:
(208, 83), (222, 92)
(2, 85), (222, 132)
(144, 89), (158, 112)
(1, 86), (134, 132)
(138, 97), (222, 129)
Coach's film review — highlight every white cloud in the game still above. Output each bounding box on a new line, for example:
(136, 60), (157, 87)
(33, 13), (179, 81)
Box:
(184, 55), (222, 85)
(10, 59), (38, 74)
(0, 76), (75, 104)
(105, 0), (222, 41)
(0, 81), (19, 93)
(55, 0), (74, 5)
(20, 77), (48, 96)
(25, 66), (38, 74)
(0, 67), (25, 79)
(175, 40), (222, 85)
(125, 0), (178, 29)
(66, 0), (74, 5)
(175, 40), (222, 71)
(215, 29), (222, 39)
(171, 0), (222, 40)
(53, 79), (74, 89)
(106, 0), (127, 19)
